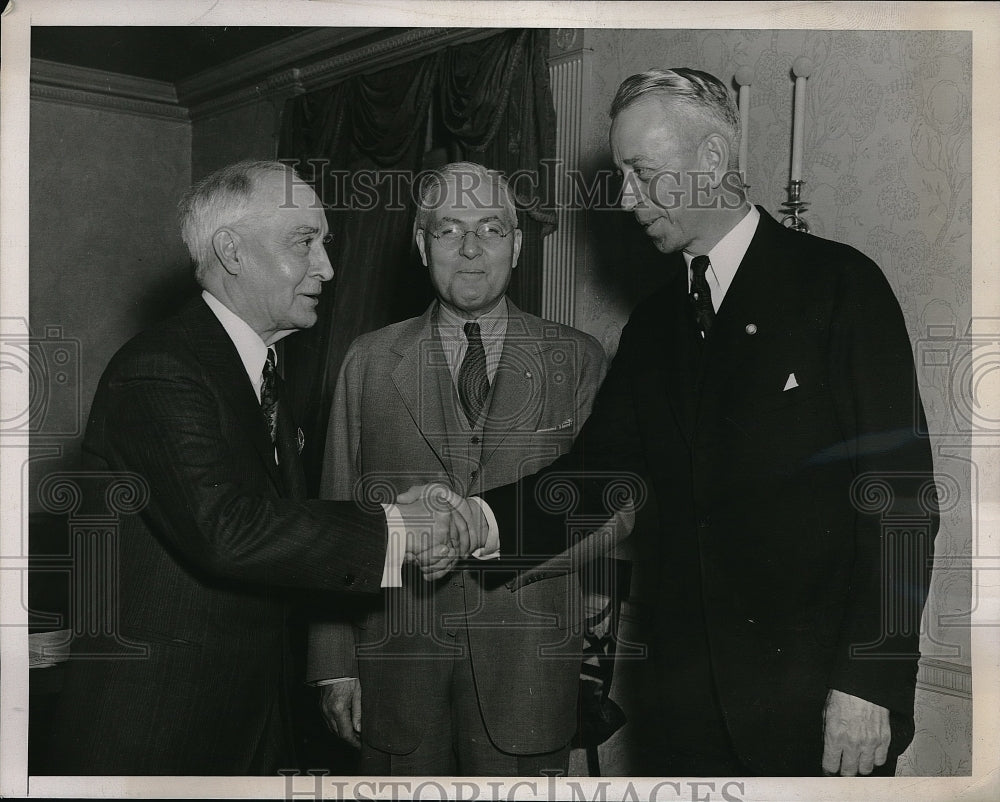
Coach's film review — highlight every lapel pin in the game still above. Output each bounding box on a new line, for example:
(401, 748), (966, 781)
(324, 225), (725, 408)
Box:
(745, 323), (758, 335)
(296, 427), (305, 454)
(524, 370), (532, 379)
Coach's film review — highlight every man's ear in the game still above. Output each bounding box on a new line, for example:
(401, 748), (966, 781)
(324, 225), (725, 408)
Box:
(699, 133), (730, 188)
(213, 228), (242, 275)
(511, 228), (523, 269)
(415, 229), (429, 267)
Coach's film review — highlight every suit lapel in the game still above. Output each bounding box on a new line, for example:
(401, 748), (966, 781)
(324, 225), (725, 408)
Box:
(480, 303), (545, 468)
(179, 298), (285, 495)
(707, 207), (775, 340)
(389, 304), (454, 476)
(696, 207), (780, 421)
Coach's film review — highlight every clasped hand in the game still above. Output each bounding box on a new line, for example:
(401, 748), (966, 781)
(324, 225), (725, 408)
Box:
(396, 483), (487, 580)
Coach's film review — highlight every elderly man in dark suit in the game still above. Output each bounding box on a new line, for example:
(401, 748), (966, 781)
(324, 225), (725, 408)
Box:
(426, 69), (938, 777)
(306, 162), (608, 776)
(46, 161), (458, 776)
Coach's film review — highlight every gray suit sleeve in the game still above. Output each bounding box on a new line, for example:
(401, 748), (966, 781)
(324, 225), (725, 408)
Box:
(311, 340), (369, 681)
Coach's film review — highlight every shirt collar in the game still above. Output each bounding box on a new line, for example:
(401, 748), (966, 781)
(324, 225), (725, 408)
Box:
(683, 205), (760, 305)
(202, 290), (271, 399)
(436, 297), (508, 344)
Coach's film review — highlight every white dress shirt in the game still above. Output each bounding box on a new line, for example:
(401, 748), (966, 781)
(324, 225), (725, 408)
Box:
(682, 204), (760, 312)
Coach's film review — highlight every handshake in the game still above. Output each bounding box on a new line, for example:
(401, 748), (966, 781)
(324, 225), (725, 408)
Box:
(395, 483), (490, 581)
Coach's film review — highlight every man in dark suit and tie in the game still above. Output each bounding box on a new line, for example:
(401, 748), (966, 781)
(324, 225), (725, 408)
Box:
(306, 162), (608, 776)
(46, 161), (458, 775)
(429, 69), (938, 777)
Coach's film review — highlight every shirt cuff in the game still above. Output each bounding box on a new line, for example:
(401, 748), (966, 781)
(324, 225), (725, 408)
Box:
(469, 496), (500, 560)
(313, 677), (356, 687)
(380, 503), (406, 587)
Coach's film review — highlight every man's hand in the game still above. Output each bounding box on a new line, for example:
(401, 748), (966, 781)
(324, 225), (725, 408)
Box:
(319, 679), (361, 748)
(397, 483), (488, 559)
(396, 484), (461, 580)
(821, 688), (891, 776)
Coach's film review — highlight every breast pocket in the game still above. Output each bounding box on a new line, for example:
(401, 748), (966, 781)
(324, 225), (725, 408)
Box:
(722, 367), (838, 470)
(747, 377), (828, 416)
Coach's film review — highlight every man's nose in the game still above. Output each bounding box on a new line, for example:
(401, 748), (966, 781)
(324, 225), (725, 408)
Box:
(459, 230), (482, 258)
(620, 175), (642, 212)
(313, 244), (335, 281)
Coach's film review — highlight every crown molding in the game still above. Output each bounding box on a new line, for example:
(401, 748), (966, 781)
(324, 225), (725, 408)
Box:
(30, 59), (188, 123)
(31, 58), (179, 103)
(296, 27), (504, 93)
(30, 27), (507, 124)
(176, 27), (378, 109)
(186, 27), (504, 121)
(186, 68), (303, 122)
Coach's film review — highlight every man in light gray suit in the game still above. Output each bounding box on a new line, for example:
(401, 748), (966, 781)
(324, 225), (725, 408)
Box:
(306, 162), (607, 775)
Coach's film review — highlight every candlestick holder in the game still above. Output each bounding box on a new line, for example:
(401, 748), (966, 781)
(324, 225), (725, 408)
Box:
(781, 179), (809, 232)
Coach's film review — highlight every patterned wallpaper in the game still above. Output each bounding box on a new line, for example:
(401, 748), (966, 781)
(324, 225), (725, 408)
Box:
(567, 28), (973, 777)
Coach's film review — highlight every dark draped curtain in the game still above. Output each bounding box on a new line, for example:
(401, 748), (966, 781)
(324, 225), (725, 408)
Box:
(438, 30), (557, 307)
(278, 29), (556, 492)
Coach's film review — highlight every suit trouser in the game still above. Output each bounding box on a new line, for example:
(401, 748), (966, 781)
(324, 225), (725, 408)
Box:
(361, 622), (571, 776)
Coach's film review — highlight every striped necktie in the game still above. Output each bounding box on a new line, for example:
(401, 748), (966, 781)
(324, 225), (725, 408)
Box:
(458, 321), (490, 425)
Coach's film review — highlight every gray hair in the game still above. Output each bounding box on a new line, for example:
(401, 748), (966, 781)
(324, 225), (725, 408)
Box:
(610, 68), (741, 170)
(414, 162), (519, 235)
(178, 160), (301, 284)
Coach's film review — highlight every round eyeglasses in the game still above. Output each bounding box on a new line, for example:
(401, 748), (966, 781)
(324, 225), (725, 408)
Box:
(425, 222), (516, 247)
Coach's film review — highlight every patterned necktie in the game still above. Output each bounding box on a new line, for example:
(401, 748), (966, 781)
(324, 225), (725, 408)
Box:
(260, 347), (279, 444)
(458, 321), (490, 425)
(690, 255), (716, 337)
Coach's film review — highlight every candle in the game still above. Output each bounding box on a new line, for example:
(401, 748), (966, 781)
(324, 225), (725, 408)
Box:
(735, 67), (753, 182)
(790, 57), (813, 183)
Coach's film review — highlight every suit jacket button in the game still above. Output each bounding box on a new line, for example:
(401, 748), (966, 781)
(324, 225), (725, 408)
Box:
(344, 573), (356, 586)
(470, 469), (478, 481)
(471, 435), (480, 444)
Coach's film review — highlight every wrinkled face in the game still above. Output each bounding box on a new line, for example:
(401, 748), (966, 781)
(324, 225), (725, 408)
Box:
(231, 172), (333, 342)
(610, 96), (705, 255)
(416, 178), (522, 319)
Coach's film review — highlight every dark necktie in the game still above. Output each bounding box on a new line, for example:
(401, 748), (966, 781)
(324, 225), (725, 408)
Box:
(690, 254), (716, 337)
(458, 321), (490, 425)
(260, 347), (279, 445)
(260, 347), (306, 496)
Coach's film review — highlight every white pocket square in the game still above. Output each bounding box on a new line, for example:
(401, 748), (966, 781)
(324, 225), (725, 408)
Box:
(783, 373), (799, 391)
(536, 418), (574, 433)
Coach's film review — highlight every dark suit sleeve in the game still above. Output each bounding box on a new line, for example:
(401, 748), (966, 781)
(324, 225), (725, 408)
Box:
(825, 254), (938, 714)
(574, 333), (609, 424)
(95, 346), (388, 593)
(482, 313), (650, 562)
